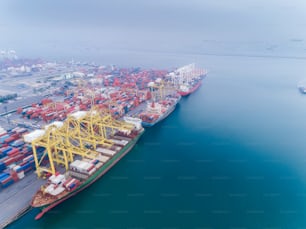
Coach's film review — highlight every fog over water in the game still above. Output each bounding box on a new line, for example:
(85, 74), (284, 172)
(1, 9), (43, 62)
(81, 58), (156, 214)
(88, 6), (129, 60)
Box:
(1, 0), (306, 66)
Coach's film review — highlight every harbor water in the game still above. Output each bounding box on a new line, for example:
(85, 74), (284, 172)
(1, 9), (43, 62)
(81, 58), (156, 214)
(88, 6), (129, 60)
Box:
(7, 52), (306, 228)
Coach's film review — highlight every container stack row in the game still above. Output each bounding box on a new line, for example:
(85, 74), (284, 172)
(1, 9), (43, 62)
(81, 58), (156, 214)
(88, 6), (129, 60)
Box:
(0, 127), (46, 190)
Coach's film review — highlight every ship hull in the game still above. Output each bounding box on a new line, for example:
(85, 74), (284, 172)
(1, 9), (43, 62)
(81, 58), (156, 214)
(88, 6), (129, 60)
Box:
(178, 81), (202, 96)
(298, 86), (306, 94)
(32, 130), (144, 219)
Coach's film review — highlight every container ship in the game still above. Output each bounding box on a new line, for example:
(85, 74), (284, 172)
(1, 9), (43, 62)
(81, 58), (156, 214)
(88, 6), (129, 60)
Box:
(178, 80), (202, 96)
(298, 81), (306, 94)
(298, 86), (306, 94)
(138, 94), (181, 127)
(168, 63), (207, 96)
(24, 110), (144, 220)
(133, 79), (181, 127)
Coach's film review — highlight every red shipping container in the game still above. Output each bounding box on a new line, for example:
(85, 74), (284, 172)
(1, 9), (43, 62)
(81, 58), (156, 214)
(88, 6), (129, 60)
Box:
(30, 113), (40, 119)
(41, 98), (53, 105)
(8, 151), (19, 158)
(0, 176), (13, 184)
(10, 171), (19, 182)
(19, 161), (28, 166)
(63, 177), (73, 187)
(7, 148), (19, 156)
(0, 132), (7, 138)
(10, 133), (20, 139)
(4, 137), (16, 144)
(22, 151), (32, 157)
(13, 154), (25, 162)
(4, 157), (15, 166)
(0, 156), (8, 162)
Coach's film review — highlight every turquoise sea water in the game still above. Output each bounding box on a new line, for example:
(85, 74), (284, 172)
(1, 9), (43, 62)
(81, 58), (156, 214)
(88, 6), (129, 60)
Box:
(7, 53), (306, 228)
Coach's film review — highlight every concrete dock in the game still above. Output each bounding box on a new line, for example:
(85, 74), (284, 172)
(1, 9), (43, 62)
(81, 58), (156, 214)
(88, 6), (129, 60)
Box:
(0, 172), (45, 228)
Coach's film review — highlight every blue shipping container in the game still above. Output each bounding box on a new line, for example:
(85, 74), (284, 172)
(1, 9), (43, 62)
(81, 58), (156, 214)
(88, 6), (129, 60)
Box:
(11, 140), (24, 148)
(0, 164), (6, 173)
(16, 167), (23, 173)
(36, 147), (45, 153)
(69, 183), (76, 189)
(0, 135), (10, 143)
(0, 173), (10, 181)
(2, 147), (12, 155)
(1, 179), (14, 188)
(21, 163), (31, 170)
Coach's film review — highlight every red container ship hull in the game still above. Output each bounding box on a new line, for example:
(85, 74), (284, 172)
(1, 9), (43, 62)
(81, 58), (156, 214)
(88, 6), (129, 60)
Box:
(178, 81), (202, 96)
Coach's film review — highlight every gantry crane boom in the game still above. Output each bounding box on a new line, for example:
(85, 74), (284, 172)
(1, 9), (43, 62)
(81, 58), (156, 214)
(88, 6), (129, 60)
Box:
(24, 108), (135, 178)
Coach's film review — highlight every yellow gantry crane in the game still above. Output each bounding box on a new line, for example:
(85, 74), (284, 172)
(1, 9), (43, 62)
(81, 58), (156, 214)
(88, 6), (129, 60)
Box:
(24, 108), (135, 178)
(148, 80), (163, 101)
(24, 123), (70, 178)
(148, 78), (177, 101)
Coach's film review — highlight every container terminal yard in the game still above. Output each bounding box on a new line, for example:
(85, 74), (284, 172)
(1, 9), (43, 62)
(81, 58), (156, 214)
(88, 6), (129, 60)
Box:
(0, 56), (207, 228)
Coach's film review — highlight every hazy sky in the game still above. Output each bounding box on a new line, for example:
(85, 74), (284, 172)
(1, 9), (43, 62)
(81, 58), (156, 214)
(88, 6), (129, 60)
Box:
(1, 0), (306, 62)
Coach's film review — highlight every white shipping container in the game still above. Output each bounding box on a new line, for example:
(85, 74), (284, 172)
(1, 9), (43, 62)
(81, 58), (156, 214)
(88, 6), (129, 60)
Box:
(8, 163), (16, 169)
(96, 147), (116, 156)
(78, 161), (90, 170)
(85, 164), (94, 171)
(88, 167), (97, 175)
(109, 139), (127, 146)
(23, 155), (33, 162)
(17, 171), (25, 179)
(49, 186), (65, 196)
(16, 128), (27, 134)
(95, 162), (103, 168)
(11, 127), (20, 132)
(70, 160), (81, 167)
(13, 165), (21, 171)
(45, 121), (63, 130)
(97, 155), (109, 163)
(24, 129), (46, 143)
(82, 158), (92, 163)
(70, 111), (87, 119)
(50, 174), (65, 184)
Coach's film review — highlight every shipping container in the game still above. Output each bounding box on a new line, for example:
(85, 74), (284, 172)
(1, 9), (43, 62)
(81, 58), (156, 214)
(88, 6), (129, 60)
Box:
(1, 179), (14, 188)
